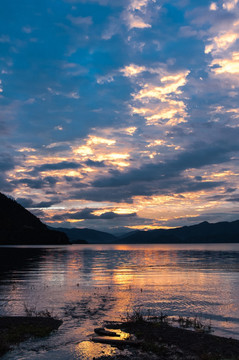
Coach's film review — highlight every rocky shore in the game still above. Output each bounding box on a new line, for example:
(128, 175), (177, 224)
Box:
(0, 316), (62, 357)
(93, 319), (239, 360)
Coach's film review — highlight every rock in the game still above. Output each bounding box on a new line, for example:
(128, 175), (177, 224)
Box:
(94, 327), (120, 337)
(92, 337), (143, 347)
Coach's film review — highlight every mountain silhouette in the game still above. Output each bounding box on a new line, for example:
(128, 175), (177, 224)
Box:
(56, 220), (239, 244)
(117, 220), (239, 244)
(55, 227), (117, 244)
(0, 193), (69, 245)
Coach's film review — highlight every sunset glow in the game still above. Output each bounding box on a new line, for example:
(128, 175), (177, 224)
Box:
(1, 0), (239, 233)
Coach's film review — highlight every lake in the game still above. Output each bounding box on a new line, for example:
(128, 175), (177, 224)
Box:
(0, 244), (239, 359)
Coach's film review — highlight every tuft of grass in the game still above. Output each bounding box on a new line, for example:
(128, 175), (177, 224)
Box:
(122, 305), (145, 322)
(123, 306), (213, 335)
(173, 315), (212, 333)
(24, 304), (53, 318)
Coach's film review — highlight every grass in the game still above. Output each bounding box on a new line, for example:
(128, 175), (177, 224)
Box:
(172, 315), (212, 333)
(123, 306), (212, 334)
(107, 314), (239, 360)
(23, 303), (53, 318)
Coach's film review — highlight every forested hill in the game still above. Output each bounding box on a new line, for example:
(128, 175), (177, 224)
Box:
(0, 193), (69, 245)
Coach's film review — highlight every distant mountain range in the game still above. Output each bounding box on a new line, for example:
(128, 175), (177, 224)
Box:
(57, 220), (239, 244)
(115, 220), (239, 244)
(0, 193), (69, 245)
(54, 227), (117, 244)
(1, 192), (239, 245)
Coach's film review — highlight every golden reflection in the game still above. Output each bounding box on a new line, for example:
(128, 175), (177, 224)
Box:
(112, 269), (135, 285)
(6, 243), (238, 342)
(75, 341), (117, 359)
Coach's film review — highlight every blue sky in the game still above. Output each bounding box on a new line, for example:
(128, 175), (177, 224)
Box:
(1, 0), (239, 233)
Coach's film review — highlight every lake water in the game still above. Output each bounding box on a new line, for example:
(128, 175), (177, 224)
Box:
(0, 244), (239, 359)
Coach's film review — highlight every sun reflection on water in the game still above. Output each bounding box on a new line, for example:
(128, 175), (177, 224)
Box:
(0, 244), (239, 359)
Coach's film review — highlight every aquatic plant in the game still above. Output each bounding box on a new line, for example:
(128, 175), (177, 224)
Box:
(24, 303), (53, 318)
(123, 305), (144, 322)
(173, 315), (212, 333)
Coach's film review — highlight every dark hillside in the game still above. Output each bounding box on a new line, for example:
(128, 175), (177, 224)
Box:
(0, 193), (69, 245)
(118, 220), (239, 244)
(56, 227), (117, 244)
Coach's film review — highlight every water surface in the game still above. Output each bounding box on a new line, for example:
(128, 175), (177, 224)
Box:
(0, 244), (239, 359)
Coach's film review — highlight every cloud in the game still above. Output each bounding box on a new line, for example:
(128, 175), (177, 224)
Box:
(0, 35), (10, 43)
(36, 161), (82, 171)
(226, 196), (239, 202)
(22, 26), (33, 34)
(122, 0), (157, 30)
(0, 153), (15, 171)
(47, 87), (80, 99)
(64, 0), (114, 4)
(0, 175), (14, 192)
(125, 66), (190, 126)
(85, 159), (106, 167)
(67, 15), (93, 26)
(92, 141), (238, 188)
(125, 13), (151, 29)
(16, 197), (61, 208)
(51, 207), (137, 221)
(2, 0), (239, 230)
(129, 0), (154, 11)
(70, 172), (224, 203)
(120, 64), (146, 77)
(211, 51), (239, 75)
(209, 3), (218, 11)
(223, 0), (238, 11)
(13, 177), (59, 189)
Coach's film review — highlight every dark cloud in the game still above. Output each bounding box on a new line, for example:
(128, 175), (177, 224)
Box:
(35, 161), (82, 172)
(0, 175), (14, 192)
(13, 176), (58, 189)
(30, 209), (46, 218)
(93, 142), (233, 188)
(0, 154), (15, 192)
(71, 177), (223, 203)
(51, 207), (136, 221)
(0, 153), (15, 171)
(16, 197), (61, 208)
(207, 195), (226, 201)
(225, 188), (237, 193)
(85, 159), (106, 167)
(0, 121), (10, 135)
(226, 197), (239, 203)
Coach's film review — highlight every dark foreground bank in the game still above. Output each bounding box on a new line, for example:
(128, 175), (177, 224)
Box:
(0, 316), (62, 357)
(94, 319), (239, 360)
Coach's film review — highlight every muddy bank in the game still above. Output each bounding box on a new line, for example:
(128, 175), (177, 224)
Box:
(94, 320), (239, 360)
(0, 316), (62, 357)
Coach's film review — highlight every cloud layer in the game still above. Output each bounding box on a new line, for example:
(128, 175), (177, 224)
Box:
(1, 0), (239, 232)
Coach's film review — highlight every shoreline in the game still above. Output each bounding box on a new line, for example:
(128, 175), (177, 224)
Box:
(0, 316), (62, 357)
(93, 319), (239, 360)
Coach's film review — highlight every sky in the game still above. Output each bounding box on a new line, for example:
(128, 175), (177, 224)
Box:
(1, 0), (239, 233)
